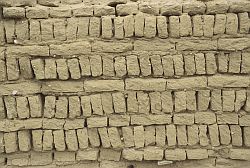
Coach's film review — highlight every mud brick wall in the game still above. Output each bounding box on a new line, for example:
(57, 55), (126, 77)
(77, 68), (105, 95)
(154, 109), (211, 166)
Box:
(0, 0), (250, 167)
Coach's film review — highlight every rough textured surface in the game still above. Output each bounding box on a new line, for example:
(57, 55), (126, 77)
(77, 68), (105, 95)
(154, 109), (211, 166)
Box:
(0, 0), (250, 167)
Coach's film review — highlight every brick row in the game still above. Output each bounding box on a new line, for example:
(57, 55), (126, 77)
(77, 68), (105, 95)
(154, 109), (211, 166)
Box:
(1, 125), (250, 154)
(1, 89), (250, 119)
(1, 51), (249, 81)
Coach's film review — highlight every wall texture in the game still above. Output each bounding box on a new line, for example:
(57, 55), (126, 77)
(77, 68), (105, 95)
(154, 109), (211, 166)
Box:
(0, 0), (250, 167)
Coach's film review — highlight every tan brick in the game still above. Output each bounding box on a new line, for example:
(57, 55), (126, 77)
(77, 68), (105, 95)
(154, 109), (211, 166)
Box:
(44, 96), (55, 118)
(56, 59), (69, 80)
(126, 78), (166, 91)
(29, 19), (41, 42)
(179, 14), (192, 37)
(195, 53), (206, 75)
(87, 117), (107, 128)
(230, 149), (250, 161)
(205, 53), (217, 74)
(124, 15), (134, 37)
(66, 17), (77, 40)
(199, 125), (209, 147)
(144, 126), (155, 146)
(4, 96), (17, 119)
(43, 118), (65, 130)
(6, 57), (19, 81)
(149, 92), (162, 114)
(243, 127), (250, 147)
(226, 13), (238, 35)
(53, 19), (66, 41)
(197, 90), (210, 111)
(139, 3), (159, 15)
(166, 124), (176, 146)
(183, 54), (195, 75)
(150, 55), (163, 76)
(203, 15), (214, 37)
(16, 97), (29, 119)
(53, 130), (66, 151)
(7, 153), (29, 167)
(18, 130), (31, 152)
(102, 16), (113, 39)
(214, 14), (226, 35)
(114, 57), (127, 77)
(186, 149), (208, 159)
(137, 91), (150, 114)
(65, 130), (78, 151)
(89, 17), (100, 37)
(134, 39), (175, 51)
(51, 42), (91, 56)
(167, 76), (207, 90)
(42, 81), (83, 93)
(0, 81), (41, 95)
(144, 16), (156, 38)
(88, 128), (100, 147)
(177, 125), (187, 146)
(108, 127), (122, 148)
(67, 58), (81, 79)
(94, 5), (115, 16)
(230, 125), (242, 146)
(98, 127), (111, 148)
(169, 16), (179, 37)
(114, 17), (124, 39)
(15, 19), (29, 41)
(103, 56), (115, 77)
(165, 149), (186, 161)
(174, 91), (186, 112)
(85, 80), (124, 92)
(27, 95), (42, 118)
(218, 38), (250, 51)
(31, 59), (45, 80)
(239, 115), (250, 126)
(156, 125), (165, 147)
(112, 92), (126, 113)
(187, 125), (199, 146)
(81, 96), (91, 117)
(234, 90), (246, 112)
(208, 75), (250, 88)
(219, 125), (231, 145)
(186, 91), (197, 111)
(161, 91), (173, 113)
(134, 125), (144, 148)
(54, 151), (75, 163)
(134, 13), (145, 37)
(77, 17), (89, 38)
(245, 90), (250, 112)
(127, 55), (140, 76)
(32, 130), (43, 151)
(44, 59), (56, 79)
(173, 54), (184, 76)
(26, 6), (48, 18)
(0, 22), (4, 45)
(4, 132), (18, 153)
(183, 1), (205, 15)
(174, 113), (194, 125)
(4, 20), (15, 44)
(127, 91), (138, 113)
(131, 114), (171, 125)
(90, 94), (103, 115)
(157, 16), (168, 38)
(55, 97), (68, 119)
(117, 3), (138, 16)
(122, 127), (134, 148)
(40, 19), (53, 41)
(30, 152), (52, 166)
(192, 15), (203, 37)
(144, 147), (163, 160)
(239, 12), (250, 34)
(176, 39), (217, 51)
(76, 149), (99, 161)
(228, 52), (241, 73)
(206, 0), (229, 14)
(222, 90), (235, 112)
(3, 7), (25, 18)
(0, 60), (6, 81)
(217, 113), (238, 124)
(161, 2), (182, 16)
(68, 96), (81, 119)
(122, 149), (143, 161)
(49, 7), (71, 18)
(43, 130), (54, 150)
(208, 124), (220, 146)
(77, 128), (88, 149)
(79, 56), (91, 76)
(195, 112), (216, 124)
(0, 98), (5, 119)
(64, 119), (84, 130)
(241, 52), (250, 74)
(109, 115), (130, 127)
(100, 149), (121, 161)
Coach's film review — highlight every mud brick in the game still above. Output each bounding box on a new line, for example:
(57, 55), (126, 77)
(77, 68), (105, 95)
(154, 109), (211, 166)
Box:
(53, 130), (66, 151)
(211, 89), (222, 111)
(49, 7), (71, 18)
(139, 3), (159, 15)
(0, 98), (5, 119)
(174, 113), (194, 125)
(157, 16), (168, 38)
(161, 1), (182, 16)
(228, 52), (241, 73)
(98, 127), (111, 148)
(127, 55), (140, 76)
(230, 149), (250, 161)
(206, 0), (229, 14)
(135, 13), (145, 37)
(174, 91), (186, 112)
(235, 90), (246, 112)
(53, 19), (66, 41)
(76, 149), (99, 161)
(195, 112), (216, 124)
(88, 128), (100, 147)
(199, 125), (209, 147)
(65, 130), (78, 151)
(4, 132), (18, 153)
(139, 55), (151, 76)
(149, 92), (162, 114)
(144, 147), (163, 160)
(15, 20), (29, 41)
(40, 19), (53, 41)
(64, 119), (84, 130)
(87, 117), (107, 128)
(144, 16), (156, 38)
(183, 0), (206, 15)
(108, 127), (122, 148)
(100, 149), (121, 161)
(230, 125), (242, 146)
(44, 96), (56, 118)
(4, 20), (15, 43)
(127, 91), (139, 113)
(27, 95), (42, 118)
(32, 130), (43, 151)
(213, 14), (227, 35)
(6, 57), (19, 81)
(67, 58), (81, 79)
(44, 59), (57, 79)
(187, 125), (199, 146)
(114, 57), (127, 77)
(219, 125), (231, 145)
(30, 152), (52, 166)
(66, 17), (77, 40)
(179, 14), (192, 37)
(238, 12), (250, 34)
(217, 52), (229, 73)
(3, 7), (25, 18)
(112, 92), (126, 113)
(77, 17), (90, 38)
(94, 5), (115, 16)
(30, 19), (41, 42)
(152, 126), (163, 147)
(161, 91), (173, 113)
(4, 96), (17, 119)
(81, 96), (91, 117)
(239, 115), (250, 126)
(68, 96), (81, 118)
(114, 17), (124, 39)
(244, 127), (250, 147)
(26, 6), (48, 18)
(55, 97), (68, 119)
(134, 126), (144, 148)
(100, 93), (113, 114)
(102, 16), (113, 39)
(0, 22), (4, 45)
(31, 59), (45, 80)
(16, 97), (30, 119)
(150, 55), (163, 76)
(122, 127), (134, 147)
(79, 57), (91, 77)
(241, 52), (250, 74)
(192, 15), (203, 37)
(103, 56), (115, 77)
(122, 149), (143, 161)
(195, 53), (206, 75)
(90, 94), (103, 116)
(177, 125), (187, 146)
(165, 149), (186, 161)
(173, 54), (184, 76)
(54, 151), (75, 163)
(124, 15), (134, 37)
(217, 113), (238, 125)
(197, 90), (210, 111)
(166, 124), (176, 146)
(90, 55), (102, 77)
(18, 130), (31, 152)
(226, 13), (238, 35)
(205, 53), (217, 74)
(127, 78), (166, 91)
(208, 124), (220, 146)
(169, 16), (179, 37)
(144, 126), (156, 146)
(186, 149), (208, 160)
(77, 128), (88, 149)
(222, 90), (235, 112)
(38, 0), (60, 7)
(0, 60), (6, 81)
(131, 114), (171, 125)
(117, 3), (138, 16)
(245, 90), (250, 112)
(203, 15), (214, 37)
(43, 118), (65, 130)
(183, 54), (195, 75)
(186, 91), (196, 111)
(137, 91), (150, 114)
(89, 17), (101, 37)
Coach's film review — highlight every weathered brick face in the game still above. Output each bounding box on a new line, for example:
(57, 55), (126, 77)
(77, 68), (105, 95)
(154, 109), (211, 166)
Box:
(0, 0), (250, 167)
